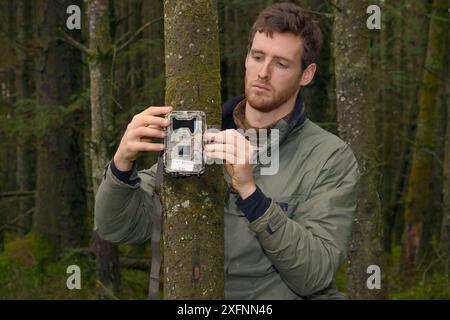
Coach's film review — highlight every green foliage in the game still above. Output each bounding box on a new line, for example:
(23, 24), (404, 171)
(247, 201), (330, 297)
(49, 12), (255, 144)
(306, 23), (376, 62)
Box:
(0, 233), (151, 299)
(387, 244), (449, 300)
(389, 273), (449, 300)
(334, 263), (348, 295)
(3, 233), (54, 267)
(0, 99), (36, 139)
(35, 91), (90, 139)
(333, 245), (449, 300)
(0, 90), (89, 142)
(120, 269), (149, 300)
(116, 38), (163, 62)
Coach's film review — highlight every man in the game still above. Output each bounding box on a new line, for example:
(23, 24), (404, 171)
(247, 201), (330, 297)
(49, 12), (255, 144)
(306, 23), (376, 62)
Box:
(95, 2), (358, 299)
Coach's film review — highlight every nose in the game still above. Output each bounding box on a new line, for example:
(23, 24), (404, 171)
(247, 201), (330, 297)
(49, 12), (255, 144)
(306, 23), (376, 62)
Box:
(258, 61), (271, 81)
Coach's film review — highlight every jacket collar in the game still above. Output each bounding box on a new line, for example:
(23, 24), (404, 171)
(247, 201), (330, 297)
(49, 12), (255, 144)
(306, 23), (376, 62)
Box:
(221, 92), (307, 144)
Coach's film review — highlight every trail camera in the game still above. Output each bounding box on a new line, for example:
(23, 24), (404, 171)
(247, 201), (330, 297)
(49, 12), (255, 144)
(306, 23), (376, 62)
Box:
(163, 111), (206, 177)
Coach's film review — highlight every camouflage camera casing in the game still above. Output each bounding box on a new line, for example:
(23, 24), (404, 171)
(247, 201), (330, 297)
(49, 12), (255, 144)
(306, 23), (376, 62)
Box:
(163, 111), (206, 177)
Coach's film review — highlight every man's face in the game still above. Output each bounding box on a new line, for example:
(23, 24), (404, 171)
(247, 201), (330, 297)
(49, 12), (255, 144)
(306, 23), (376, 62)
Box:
(245, 31), (304, 112)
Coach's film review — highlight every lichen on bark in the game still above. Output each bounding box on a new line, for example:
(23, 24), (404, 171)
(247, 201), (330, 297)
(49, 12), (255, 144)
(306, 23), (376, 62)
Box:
(162, 0), (224, 299)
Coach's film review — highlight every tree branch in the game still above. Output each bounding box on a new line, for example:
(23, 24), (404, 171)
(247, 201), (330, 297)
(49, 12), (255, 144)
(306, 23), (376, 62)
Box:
(116, 17), (163, 53)
(0, 207), (34, 232)
(0, 191), (35, 198)
(303, 9), (333, 19)
(114, 31), (130, 48)
(59, 29), (93, 56)
(120, 257), (151, 270)
(96, 280), (120, 300)
(327, 0), (343, 12)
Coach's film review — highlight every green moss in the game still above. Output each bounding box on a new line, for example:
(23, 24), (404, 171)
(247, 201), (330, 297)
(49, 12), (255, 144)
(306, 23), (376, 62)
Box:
(118, 269), (150, 300)
(3, 233), (54, 267)
(389, 273), (449, 300)
(0, 233), (152, 299)
(334, 263), (348, 294)
(386, 244), (449, 300)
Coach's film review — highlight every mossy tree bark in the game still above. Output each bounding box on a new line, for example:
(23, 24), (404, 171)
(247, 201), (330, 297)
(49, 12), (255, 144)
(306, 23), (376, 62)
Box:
(162, 0), (224, 299)
(332, 0), (387, 299)
(85, 0), (120, 298)
(402, 0), (447, 281)
(34, 0), (86, 250)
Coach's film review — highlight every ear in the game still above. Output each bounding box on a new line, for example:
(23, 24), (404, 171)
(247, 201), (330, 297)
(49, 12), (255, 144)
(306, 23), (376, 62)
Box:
(299, 63), (317, 87)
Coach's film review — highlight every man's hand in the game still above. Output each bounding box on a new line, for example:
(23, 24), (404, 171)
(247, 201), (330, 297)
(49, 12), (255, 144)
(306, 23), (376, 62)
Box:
(114, 106), (172, 171)
(205, 129), (256, 199)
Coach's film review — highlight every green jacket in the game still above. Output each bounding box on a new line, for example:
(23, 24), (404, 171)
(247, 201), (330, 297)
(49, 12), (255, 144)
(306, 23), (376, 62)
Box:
(94, 95), (359, 300)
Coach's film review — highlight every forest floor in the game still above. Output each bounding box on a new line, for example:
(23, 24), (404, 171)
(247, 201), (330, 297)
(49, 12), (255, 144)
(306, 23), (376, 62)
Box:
(335, 244), (449, 299)
(0, 232), (448, 300)
(0, 232), (150, 299)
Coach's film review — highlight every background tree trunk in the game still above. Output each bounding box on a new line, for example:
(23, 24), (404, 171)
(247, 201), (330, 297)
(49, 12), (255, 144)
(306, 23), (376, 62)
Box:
(15, 0), (35, 236)
(162, 0), (224, 299)
(296, 0), (333, 130)
(34, 0), (86, 251)
(128, 0), (142, 108)
(441, 52), (450, 293)
(332, 0), (387, 299)
(402, 0), (447, 281)
(380, 0), (400, 253)
(390, 0), (430, 246)
(86, 0), (120, 299)
(142, 0), (165, 108)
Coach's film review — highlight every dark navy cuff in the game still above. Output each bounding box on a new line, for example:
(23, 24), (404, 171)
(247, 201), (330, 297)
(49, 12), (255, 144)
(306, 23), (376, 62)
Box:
(235, 185), (271, 222)
(110, 159), (138, 186)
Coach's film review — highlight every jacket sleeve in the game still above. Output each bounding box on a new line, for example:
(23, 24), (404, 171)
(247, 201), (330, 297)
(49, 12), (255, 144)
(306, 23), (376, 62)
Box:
(94, 160), (157, 245)
(248, 144), (359, 297)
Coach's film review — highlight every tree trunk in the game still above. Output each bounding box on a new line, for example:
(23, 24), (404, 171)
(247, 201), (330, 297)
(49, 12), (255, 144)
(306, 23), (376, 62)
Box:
(85, 0), (120, 299)
(402, 0), (447, 281)
(128, 0), (143, 108)
(162, 0), (224, 299)
(299, 0), (333, 127)
(441, 53), (450, 294)
(34, 0), (86, 250)
(15, 0), (35, 236)
(114, 0), (130, 111)
(390, 0), (430, 247)
(142, 0), (164, 104)
(140, 0), (164, 171)
(332, 0), (387, 299)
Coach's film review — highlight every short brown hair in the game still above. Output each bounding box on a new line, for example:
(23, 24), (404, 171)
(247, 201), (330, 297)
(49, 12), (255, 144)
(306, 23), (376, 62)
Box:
(248, 2), (323, 71)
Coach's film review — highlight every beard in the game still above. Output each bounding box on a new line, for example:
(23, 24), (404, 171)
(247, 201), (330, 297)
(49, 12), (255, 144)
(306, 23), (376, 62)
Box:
(244, 74), (300, 113)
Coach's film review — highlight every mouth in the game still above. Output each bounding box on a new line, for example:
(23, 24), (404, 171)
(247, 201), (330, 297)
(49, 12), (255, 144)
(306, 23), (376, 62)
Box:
(252, 83), (270, 92)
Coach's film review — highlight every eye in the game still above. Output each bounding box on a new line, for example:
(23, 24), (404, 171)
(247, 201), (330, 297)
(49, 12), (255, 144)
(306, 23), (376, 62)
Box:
(252, 54), (263, 61)
(277, 62), (288, 69)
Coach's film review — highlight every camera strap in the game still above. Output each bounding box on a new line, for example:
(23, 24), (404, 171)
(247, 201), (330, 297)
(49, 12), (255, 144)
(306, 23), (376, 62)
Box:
(148, 153), (164, 300)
